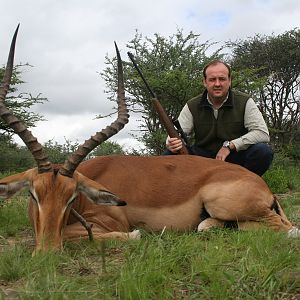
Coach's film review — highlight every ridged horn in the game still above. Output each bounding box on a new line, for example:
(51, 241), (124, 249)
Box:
(0, 25), (52, 173)
(59, 42), (129, 177)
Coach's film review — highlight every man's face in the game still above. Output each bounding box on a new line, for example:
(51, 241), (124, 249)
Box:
(203, 63), (231, 102)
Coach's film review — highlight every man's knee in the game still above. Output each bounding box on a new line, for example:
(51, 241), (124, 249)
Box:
(250, 143), (273, 162)
(245, 143), (273, 176)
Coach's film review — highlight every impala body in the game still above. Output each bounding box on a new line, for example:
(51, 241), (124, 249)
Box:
(70, 154), (293, 235)
(0, 26), (298, 253)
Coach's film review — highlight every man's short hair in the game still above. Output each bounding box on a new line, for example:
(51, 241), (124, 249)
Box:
(203, 60), (231, 79)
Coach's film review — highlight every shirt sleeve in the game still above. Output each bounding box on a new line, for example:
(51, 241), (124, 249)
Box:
(231, 98), (270, 151)
(177, 104), (194, 135)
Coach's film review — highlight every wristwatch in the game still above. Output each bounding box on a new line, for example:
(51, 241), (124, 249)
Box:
(222, 140), (232, 151)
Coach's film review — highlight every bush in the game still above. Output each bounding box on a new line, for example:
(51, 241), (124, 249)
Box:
(0, 140), (35, 173)
(263, 167), (289, 194)
(285, 143), (300, 162)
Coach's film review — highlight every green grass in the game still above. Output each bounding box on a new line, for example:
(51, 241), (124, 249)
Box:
(0, 230), (299, 299)
(263, 165), (300, 194)
(0, 194), (299, 299)
(0, 193), (30, 238)
(0, 165), (300, 299)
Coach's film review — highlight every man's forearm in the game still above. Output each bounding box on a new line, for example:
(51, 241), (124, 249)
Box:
(231, 130), (270, 151)
(233, 98), (270, 151)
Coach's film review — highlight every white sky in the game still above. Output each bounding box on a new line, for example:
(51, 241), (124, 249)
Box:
(1, 0), (300, 151)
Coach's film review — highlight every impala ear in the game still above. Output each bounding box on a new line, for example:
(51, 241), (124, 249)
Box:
(0, 179), (29, 200)
(0, 169), (35, 200)
(79, 186), (127, 206)
(75, 172), (126, 206)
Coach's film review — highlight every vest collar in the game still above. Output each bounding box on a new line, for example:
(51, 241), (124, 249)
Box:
(199, 89), (234, 108)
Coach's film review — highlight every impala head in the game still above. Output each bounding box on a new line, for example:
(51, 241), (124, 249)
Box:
(0, 25), (129, 252)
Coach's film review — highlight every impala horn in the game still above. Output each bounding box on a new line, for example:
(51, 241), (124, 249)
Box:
(59, 42), (129, 177)
(0, 25), (52, 173)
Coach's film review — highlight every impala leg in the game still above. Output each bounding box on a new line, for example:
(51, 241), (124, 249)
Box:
(238, 216), (300, 237)
(63, 222), (141, 242)
(197, 217), (264, 232)
(235, 201), (293, 232)
(254, 211), (293, 232)
(203, 191), (295, 233)
(197, 218), (225, 231)
(198, 213), (295, 235)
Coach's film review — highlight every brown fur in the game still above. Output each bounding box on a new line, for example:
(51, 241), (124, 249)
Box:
(66, 155), (292, 238)
(0, 155), (294, 252)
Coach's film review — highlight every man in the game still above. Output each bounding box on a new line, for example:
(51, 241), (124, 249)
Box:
(165, 60), (273, 176)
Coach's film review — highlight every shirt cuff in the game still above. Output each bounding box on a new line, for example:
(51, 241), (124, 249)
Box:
(230, 138), (249, 152)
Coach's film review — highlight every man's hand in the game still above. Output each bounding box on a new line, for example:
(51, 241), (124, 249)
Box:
(216, 147), (231, 161)
(216, 142), (236, 161)
(166, 137), (183, 153)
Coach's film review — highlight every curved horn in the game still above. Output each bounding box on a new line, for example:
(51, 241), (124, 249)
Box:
(59, 42), (129, 177)
(0, 25), (52, 173)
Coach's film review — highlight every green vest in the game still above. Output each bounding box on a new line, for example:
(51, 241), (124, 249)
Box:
(187, 89), (249, 153)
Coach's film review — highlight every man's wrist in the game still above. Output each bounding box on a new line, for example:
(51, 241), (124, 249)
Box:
(222, 141), (235, 152)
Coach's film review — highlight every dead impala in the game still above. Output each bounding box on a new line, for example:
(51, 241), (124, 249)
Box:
(0, 27), (299, 253)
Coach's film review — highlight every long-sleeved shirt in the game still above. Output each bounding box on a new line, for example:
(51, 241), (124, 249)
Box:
(176, 97), (270, 151)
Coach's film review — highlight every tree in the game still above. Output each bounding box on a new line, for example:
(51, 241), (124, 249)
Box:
(101, 29), (223, 154)
(0, 138), (128, 174)
(0, 136), (35, 173)
(228, 28), (300, 147)
(0, 64), (47, 137)
(90, 141), (125, 157)
(43, 139), (80, 164)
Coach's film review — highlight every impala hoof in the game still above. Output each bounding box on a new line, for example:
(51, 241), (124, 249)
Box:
(129, 229), (141, 240)
(197, 218), (225, 231)
(287, 227), (300, 238)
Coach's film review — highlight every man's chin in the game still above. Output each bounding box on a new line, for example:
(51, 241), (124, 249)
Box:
(213, 93), (225, 99)
(213, 90), (223, 96)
